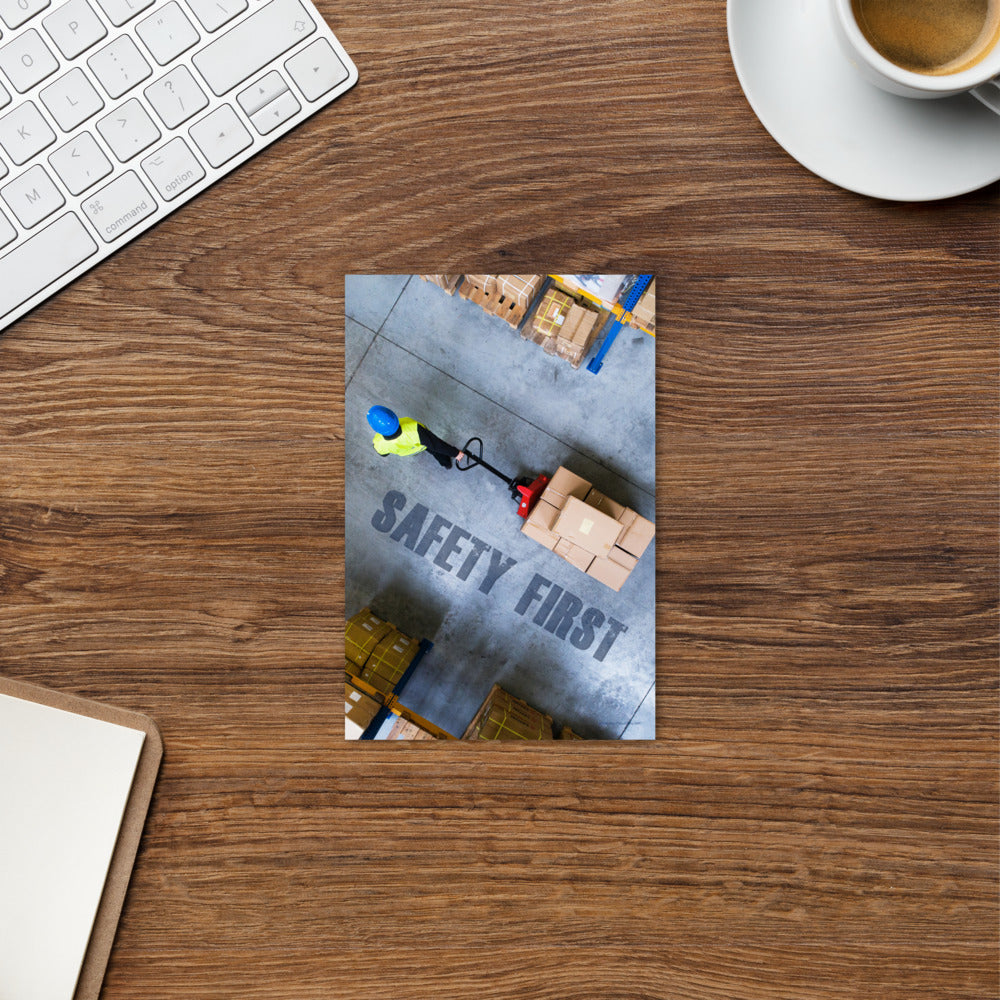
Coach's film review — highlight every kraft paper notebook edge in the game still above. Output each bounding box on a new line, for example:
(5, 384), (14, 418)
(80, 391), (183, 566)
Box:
(0, 675), (163, 1000)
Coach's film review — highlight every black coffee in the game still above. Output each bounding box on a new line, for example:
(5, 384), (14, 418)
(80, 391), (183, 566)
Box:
(851, 0), (1000, 74)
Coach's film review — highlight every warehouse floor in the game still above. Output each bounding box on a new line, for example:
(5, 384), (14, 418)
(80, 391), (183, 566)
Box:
(345, 276), (656, 740)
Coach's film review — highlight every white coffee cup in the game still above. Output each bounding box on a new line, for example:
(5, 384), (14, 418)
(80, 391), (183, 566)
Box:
(832, 0), (1000, 113)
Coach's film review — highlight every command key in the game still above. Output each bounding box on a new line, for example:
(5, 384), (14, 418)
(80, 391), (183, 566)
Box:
(83, 170), (157, 242)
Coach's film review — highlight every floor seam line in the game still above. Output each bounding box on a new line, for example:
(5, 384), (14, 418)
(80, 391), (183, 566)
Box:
(374, 330), (655, 502)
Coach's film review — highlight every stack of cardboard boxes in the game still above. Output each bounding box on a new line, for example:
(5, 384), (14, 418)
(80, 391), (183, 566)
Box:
(345, 682), (382, 739)
(462, 683), (554, 740)
(520, 466), (655, 591)
(345, 607), (422, 695)
(386, 716), (437, 740)
(627, 279), (655, 334)
(419, 274), (462, 295)
(458, 274), (545, 327)
(526, 287), (603, 367)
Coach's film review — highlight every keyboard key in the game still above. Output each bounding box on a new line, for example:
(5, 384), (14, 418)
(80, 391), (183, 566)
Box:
(81, 170), (156, 241)
(184, 0), (245, 32)
(48, 130), (112, 193)
(88, 35), (152, 98)
(0, 0), (50, 30)
(97, 97), (160, 161)
(237, 70), (286, 116)
(2, 162), (63, 226)
(0, 29), (58, 93)
(93, 0), (153, 26)
(0, 212), (98, 317)
(285, 38), (347, 102)
(0, 158), (7, 180)
(0, 101), (55, 164)
(249, 88), (298, 135)
(43, 0), (107, 59)
(188, 103), (250, 166)
(144, 64), (206, 127)
(0, 208), (15, 247)
(40, 67), (104, 131)
(141, 135), (203, 199)
(136, 1), (198, 65)
(192, 0), (314, 96)
(0, 80), (8, 110)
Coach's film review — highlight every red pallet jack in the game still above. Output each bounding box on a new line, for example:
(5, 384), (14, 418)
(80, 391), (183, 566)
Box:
(456, 437), (549, 519)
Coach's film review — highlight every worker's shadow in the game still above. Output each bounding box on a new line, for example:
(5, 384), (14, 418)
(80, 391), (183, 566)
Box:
(358, 577), (449, 644)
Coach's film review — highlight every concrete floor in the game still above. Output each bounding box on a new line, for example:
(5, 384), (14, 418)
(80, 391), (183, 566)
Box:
(345, 275), (656, 740)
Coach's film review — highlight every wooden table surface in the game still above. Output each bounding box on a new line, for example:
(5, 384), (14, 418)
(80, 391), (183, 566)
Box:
(1, 2), (997, 997)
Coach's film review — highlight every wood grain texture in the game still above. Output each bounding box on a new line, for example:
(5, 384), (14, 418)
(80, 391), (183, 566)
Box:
(0, 1), (997, 997)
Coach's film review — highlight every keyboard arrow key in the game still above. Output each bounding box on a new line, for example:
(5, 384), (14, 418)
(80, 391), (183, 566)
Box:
(249, 88), (299, 135)
(285, 38), (349, 102)
(189, 103), (252, 167)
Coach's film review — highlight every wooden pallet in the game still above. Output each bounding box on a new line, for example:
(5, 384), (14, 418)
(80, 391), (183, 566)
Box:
(458, 279), (533, 328)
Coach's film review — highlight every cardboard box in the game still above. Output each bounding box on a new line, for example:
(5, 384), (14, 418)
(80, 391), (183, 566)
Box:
(345, 681), (381, 736)
(464, 274), (496, 294)
(386, 716), (437, 740)
(361, 628), (420, 694)
(555, 274), (628, 306)
(526, 498), (560, 532)
(585, 487), (626, 521)
(629, 279), (655, 332)
(558, 725), (586, 740)
(532, 288), (575, 338)
(608, 546), (639, 570)
(521, 519), (560, 550)
(554, 496), (622, 558)
(617, 506), (638, 532)
(586, 555), (632, 592)
(554, 536), (595, 573)
(419, 275), (462, 295)
(496, 274), (543, 308)
(617, 513), (655, 559)
(345, 608), (394, 667)
(555, 303), (599, 348)
(463, 684), (554, 740)
(544, 466), (591, 506)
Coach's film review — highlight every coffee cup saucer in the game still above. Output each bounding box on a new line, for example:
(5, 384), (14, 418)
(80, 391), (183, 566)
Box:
(727, 0), (1000, 200)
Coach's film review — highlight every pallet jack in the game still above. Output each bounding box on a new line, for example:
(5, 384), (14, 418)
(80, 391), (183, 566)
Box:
(456, 437), (549, 519)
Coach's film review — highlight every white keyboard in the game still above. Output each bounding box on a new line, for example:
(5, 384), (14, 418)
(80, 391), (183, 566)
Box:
(0, 0), (356, 332)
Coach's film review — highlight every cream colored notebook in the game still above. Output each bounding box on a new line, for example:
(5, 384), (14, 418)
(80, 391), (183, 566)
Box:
(0, 677), (161, 1000)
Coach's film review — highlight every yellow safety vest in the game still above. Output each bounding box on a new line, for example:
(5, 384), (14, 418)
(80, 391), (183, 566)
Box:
(373, 418), (426, 457)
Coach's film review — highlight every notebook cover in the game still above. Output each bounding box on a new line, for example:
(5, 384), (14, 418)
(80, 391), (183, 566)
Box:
(0, 675), (163, 1000)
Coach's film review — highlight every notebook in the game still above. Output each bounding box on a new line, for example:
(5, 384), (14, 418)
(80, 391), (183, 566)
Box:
(0, 675), (162, 1000)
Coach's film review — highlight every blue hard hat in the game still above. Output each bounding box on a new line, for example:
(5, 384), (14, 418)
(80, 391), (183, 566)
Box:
(367, 405), (400, 436)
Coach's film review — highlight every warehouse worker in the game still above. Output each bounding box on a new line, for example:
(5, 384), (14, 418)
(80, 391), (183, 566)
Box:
(367, 406), (466, 470)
